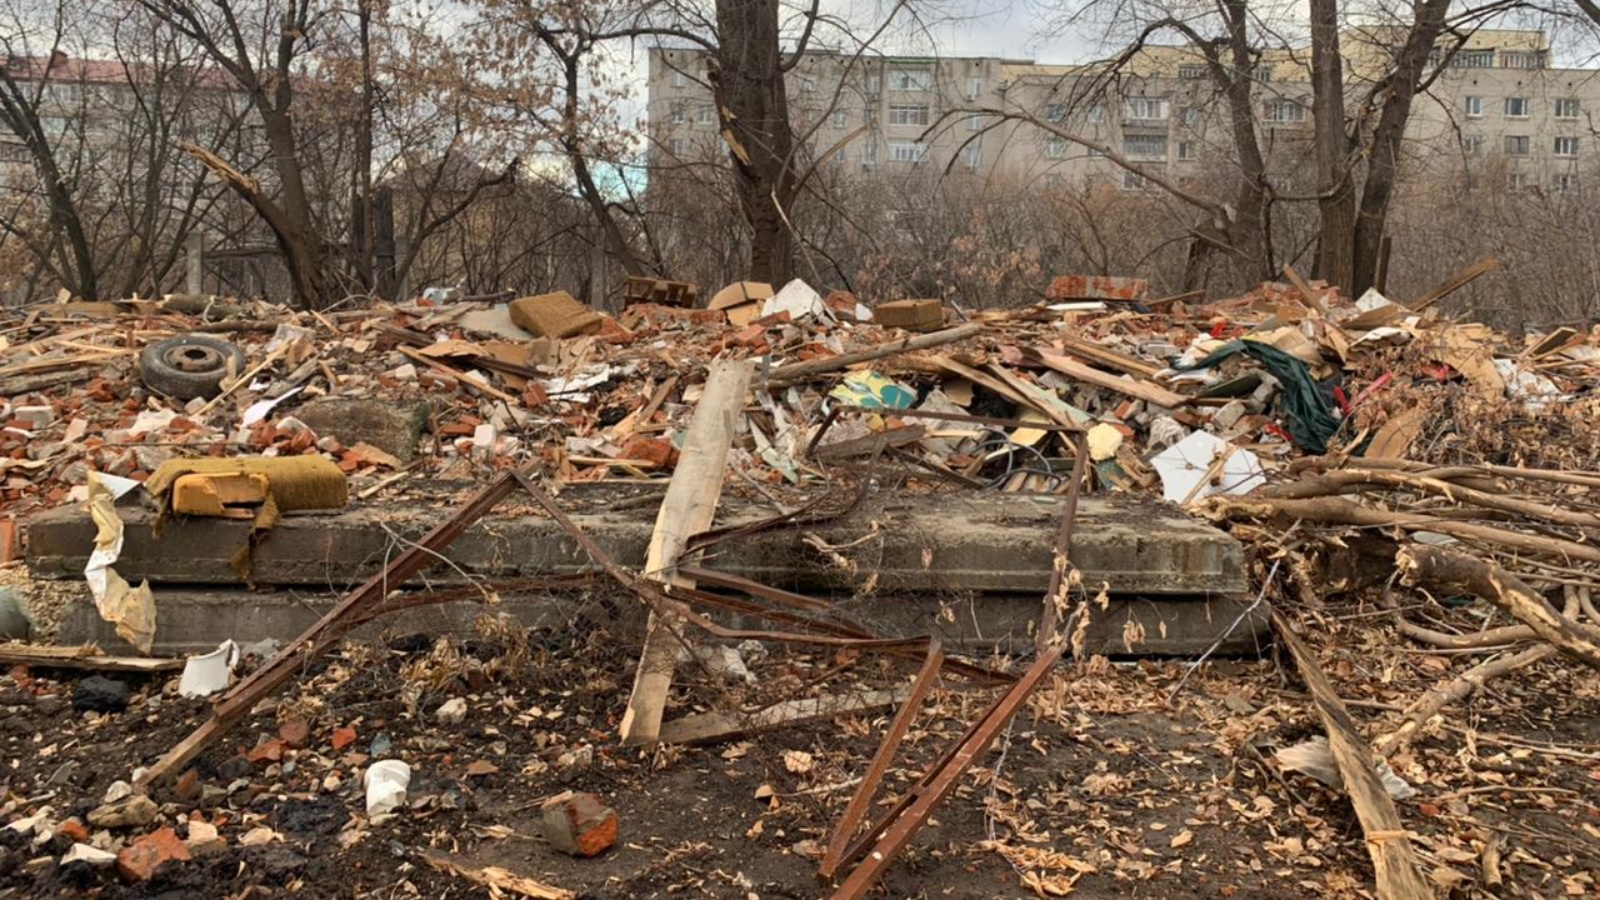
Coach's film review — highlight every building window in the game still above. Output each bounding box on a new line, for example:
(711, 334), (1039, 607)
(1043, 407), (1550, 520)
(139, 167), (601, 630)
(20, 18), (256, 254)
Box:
(888, 104), (930, 126)
(669, 70), (687, 87)
(1555, 136), (1579, 157)
(1262, 100), (1307, 123)
(1464, 96), (1482, 118)
(888, 140), (927, 162)
(697, 106), (715, 126)
(1045, 137), (1065, 158)
(1122, 170), (1147, 190)
(866, 73), (882, 95)
(1087, 104), (1105, 123)
(667, 137), (685, 156)
(1088, 147), (1103, 157)
(1045, 103), (1066, 122)
(832, 109), (848, 128)
(1180, 106), (1200, 126)
(1453, 49), (1494, 69)
(1177, 64), (1206, 80)
(963, 144), (981, 170)
(1554, 172), (1579, 193)
(861, 141), (877, 166)
(888, 69), (931, 91)
(1504, 134), (1530, 156)
(1124, 134), (1167, 160)
(1506, 170), (1530, 191)
(1504, 97), (1529, 118)
(1177, 141), (1194, 160)
(967, 114), (982, 131)
(966, 76), (982, 99)
(669, 104), (686, 125)
(1556, 98), (1580, 119)
(1124, 97), (1168, 121)
(1500, 50), (1542, 69)
(1045, 173), (1062, 188)
(1462, 135), (1484, 155)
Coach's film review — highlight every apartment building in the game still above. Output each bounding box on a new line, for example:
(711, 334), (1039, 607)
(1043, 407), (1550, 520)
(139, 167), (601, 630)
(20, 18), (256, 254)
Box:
(646, 28), (1599, 195)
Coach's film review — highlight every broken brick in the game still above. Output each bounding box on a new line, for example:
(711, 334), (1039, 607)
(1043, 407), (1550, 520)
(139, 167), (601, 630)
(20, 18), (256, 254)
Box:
(330, 726), (357, 752)
(116, 827), (190, 882)
(278, 718), (310, 749)
(619, 436), (677, 470)
(246, 739), (285, 765)
(541, 792), (617, 857)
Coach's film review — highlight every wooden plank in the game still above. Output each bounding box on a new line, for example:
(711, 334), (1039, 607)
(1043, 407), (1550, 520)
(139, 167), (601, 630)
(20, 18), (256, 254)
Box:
(765, 324), (981, 386)
(1280, 264), (1326, 313)
(619, 360), (753, 747)
(1406, 256), (1498, 312)
(657, 687), (909, 746)
(398, 345), (517, 403)
(418, 850), (573, 900)
(1273, 612), (1432, 900)
(1034, 348), (1190, 408)
(0, 644), (184, 673)
(1054, 334), (1163, 379)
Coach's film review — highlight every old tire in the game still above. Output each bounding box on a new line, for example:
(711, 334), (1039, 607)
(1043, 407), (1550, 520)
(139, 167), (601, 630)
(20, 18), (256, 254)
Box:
(139, 334), (245, 400)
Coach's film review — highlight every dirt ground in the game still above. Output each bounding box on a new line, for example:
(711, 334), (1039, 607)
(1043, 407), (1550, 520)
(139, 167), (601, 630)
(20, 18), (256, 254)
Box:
(1, 593), (1597, 900)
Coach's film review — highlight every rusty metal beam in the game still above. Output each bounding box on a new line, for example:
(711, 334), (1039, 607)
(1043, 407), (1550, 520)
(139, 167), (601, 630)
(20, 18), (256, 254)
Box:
(818, 640), (944, 881)
(826, 643), (1064, 899)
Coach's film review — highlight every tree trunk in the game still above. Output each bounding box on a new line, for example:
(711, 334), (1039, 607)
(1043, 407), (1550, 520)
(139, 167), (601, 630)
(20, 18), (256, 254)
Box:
(1350, 0), (1451, 296)
(1218, 0), (1270, 284)
(258, 107), (328, 308)
(714, 0), (796, 285)
(352, 0), (375, 292)
(1309, 0), (1355, 291)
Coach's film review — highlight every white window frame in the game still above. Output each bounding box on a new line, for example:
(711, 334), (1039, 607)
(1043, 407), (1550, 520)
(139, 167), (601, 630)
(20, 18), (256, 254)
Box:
(1177, 141), (1194, 161)
(669, 104), (686, 125)
(1124, 134), (1168, 160)
(831, 108), (848, 129)
(1454, 49), (1494, 69)
(1504, 97), (1529, 119)
(1045, 103), (1066, 123)
(866, 73), (882, 95)
(888, 69), (932, 92)
(1504, 134), (1530, 156)
(966, 114), (982, 131)
(1180, 107), (1200, 126)
(1501, 50), (1541, 69)
(1555, 98), (1580, 120)
(1086, 104), (1105, 124)
(888, 139), (927, 163)
(1507, 170), (1530, 191)
(1045, 137), (1065, 158)
(861, 141), (878, 166)
(1462, 135), (1484, 155)
(962, 143), (981, 170)
(1122, 170), (1147, 191)
(1555, 136), (1579, 158)
(667, 137), (685, 156)
(669, 70), (687, 87)
(1554, 172), (1579, 193)
(1124, 97), (1167, 121)
(697, 106), (715, 126)
(887, 104), (930, 127)
(1177, 64), (1206, 80)
(1262, 100), (1307, 124)
(966, 76), (982, 100)
(1464, 96), (1482, 118)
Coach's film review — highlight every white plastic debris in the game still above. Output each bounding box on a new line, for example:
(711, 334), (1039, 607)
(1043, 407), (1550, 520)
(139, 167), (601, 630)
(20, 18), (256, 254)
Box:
(363, 760), (412, 816)
(762, 279), (833, 323)
(1275, 736), (1416, 800)
(241, 385), (304, 427)
(1150, 431), (1265, 505)
(178, 640), (240, 698)
(1493, 358), (1572, 411)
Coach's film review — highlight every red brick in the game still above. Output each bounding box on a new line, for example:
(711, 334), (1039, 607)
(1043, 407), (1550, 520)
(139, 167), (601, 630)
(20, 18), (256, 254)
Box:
(1045, 274), (1149, 302)
(330, 726), (357, 752)
(278, 719), (310, 749)
(246, 738), (285, 765)
(619, 437), (677, 471)
(57, 817), (88, 843)
(174, 769), (201, 804)
(117, 827), (191, 881)
(541, 792), (617, 857)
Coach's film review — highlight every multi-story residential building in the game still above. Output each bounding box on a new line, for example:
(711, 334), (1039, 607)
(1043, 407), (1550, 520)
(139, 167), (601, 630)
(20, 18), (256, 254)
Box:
(646, 28), (1600, 196)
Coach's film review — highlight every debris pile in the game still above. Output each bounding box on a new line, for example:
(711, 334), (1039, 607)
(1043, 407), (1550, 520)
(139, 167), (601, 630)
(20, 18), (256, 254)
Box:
(2, 258), (1599, 897)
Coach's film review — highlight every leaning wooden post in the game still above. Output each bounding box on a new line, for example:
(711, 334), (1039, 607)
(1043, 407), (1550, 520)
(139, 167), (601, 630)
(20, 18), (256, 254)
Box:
(619, 359), (753, 747)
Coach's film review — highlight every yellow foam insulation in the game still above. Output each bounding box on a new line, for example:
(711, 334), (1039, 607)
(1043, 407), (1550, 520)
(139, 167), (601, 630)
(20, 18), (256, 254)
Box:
(145, 457), (349, 583)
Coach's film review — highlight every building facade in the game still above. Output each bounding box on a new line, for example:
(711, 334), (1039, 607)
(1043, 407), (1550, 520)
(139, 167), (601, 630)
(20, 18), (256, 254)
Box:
(646, 29), (1600, 196)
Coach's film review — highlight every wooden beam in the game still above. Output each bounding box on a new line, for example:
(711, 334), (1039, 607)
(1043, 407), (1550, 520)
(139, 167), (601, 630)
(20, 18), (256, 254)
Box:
(1273, 612), (1431, 900)
(1033, 348), (1189, 408)
(1052, 335), (1164, 379)
(657, 687), (909, 746)
(418, 850), (573, 900)
(0, 645), (184, 673)
(1405, 256), (1497, 312)
(1280, 264), (1326, 313)
(765, 323), (981, 387)
(619, 360), (753, 747)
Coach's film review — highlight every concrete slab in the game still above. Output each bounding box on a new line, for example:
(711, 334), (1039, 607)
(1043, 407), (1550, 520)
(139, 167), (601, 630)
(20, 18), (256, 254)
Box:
(57, 586), (1268, 658)
(24, 489), (1246, 597)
